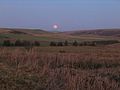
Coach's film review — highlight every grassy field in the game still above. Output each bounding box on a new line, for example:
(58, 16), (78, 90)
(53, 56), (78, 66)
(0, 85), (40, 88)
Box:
(0, 32), (120, 47)
(0, 28), (120, 43)
(0, 44), (120, 90)
(0, 28), (120, 90)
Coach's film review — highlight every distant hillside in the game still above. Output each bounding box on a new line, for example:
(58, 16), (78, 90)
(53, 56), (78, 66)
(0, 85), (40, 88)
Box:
(0, 28), (120, 44)
(0, 28), (49, 35)
(0, 28), (53, 43)
(65, 29), (120, 37)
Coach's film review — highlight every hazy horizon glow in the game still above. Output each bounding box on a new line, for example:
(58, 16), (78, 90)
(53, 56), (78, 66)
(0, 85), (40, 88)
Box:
(0, 0), (120, 31)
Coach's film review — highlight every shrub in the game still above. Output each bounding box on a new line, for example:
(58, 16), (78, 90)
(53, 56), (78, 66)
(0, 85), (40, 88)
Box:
(93, 40), (119, 45)
(73, 40), (78, 46)
(34, 41), (40, 46)
(15, 40), (22, 46)
(2, 40), (12, 46)
(59, 50), (66, 53)
(22, 40), (31, 46)
(57, 42), (63, 46)
(64, 40), (68, 46)
(79, 43), (84, 46)
(50, 41), (57, 46)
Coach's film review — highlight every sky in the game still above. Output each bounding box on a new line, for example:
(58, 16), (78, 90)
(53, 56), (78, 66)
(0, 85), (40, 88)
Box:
(0, 0), (120, 31)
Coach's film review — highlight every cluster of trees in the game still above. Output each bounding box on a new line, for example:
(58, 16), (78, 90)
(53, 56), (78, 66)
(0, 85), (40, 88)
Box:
(1, 40), (40, 47)
(50, 40), (69, 46)
(50, 40), (119, 46)
(49, 40), (96, 46)
(92, 40), (119, 45)
(0, 40), (119, 47)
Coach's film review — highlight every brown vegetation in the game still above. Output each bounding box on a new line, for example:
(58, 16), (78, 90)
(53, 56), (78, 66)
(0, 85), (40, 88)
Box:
(65, 29), (120, 37)
(0, 45), (120, 90)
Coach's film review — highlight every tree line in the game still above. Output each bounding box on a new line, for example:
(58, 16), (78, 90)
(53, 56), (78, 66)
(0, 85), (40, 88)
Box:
(50, 40), (119, 46)
(0, 39), (119, 47)
(49, 40), (96, 46)
(0, 40), (40, 47)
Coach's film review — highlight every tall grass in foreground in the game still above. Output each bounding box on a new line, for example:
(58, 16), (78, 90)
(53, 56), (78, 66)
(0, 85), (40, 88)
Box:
(0, 46), (120, 90)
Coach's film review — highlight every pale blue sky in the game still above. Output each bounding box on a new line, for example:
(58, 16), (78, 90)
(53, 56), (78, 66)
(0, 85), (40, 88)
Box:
(0, 0), (120, 31)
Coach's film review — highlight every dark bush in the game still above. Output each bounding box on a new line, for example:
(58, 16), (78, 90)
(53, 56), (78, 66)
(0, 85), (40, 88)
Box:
(73, 41), (78, 46)
(79, 42), (96, 46)
(79, 43), (84, 46)
(22, 40), (31, 46)
(15, 40), (22, 46)
(83, 42), (87, 46)
(64, 40), (68, 46)
(93, 40), (119, 45)
(59, 50), (66, 53)
(71, 61), (103, 70)
(2, 40), (12, 46)
(57, 42), (63, 46)
(50, 41), (57, 46)
(34, 41), (40, 46)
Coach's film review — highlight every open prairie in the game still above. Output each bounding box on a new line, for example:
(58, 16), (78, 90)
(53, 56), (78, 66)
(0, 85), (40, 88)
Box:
(0, 28), (120, 90)
(0, 28), (120, 43)
(0, 44), (120, 90)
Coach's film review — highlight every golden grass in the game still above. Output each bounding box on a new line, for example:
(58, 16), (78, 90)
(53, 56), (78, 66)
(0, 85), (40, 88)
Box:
(0, 45), (120, 90)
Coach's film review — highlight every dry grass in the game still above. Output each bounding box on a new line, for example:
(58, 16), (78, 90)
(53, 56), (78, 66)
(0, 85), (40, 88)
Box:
(0, 45), (120, 90)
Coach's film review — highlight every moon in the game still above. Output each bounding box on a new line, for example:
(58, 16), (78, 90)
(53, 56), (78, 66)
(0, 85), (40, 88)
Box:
(53, 24), (58, 29)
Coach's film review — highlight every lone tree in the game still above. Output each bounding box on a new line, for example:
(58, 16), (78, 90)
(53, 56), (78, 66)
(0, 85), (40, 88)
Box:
(50, 41), (56, 46)
(64, 40), (68, 46)
(73, 40), (78, 46)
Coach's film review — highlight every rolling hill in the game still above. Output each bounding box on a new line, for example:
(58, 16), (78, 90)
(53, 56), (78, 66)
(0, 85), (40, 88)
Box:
(0, 28), (120, 46)
(0, 28), (49, 35)
(65, 29), (120, 37)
